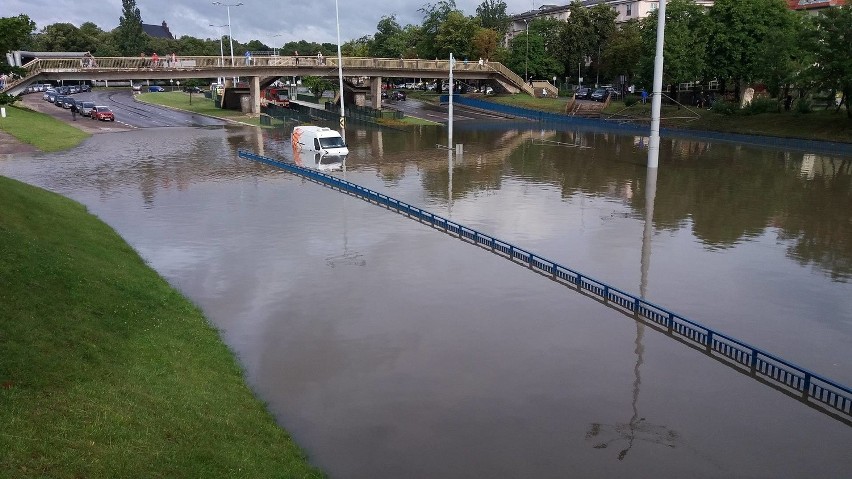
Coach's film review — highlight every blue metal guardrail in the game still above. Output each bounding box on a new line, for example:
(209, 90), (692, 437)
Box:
(443, 95), (852, 157)
(238, 149), (852, 426)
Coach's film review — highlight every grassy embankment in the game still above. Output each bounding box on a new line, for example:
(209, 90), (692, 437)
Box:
(0, 105), (90, 151)
(484, 94), (852, 144)
(0, 176), (323, 478)
(135, 91), (285, 128)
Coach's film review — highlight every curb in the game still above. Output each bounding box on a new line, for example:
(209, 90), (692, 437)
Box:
(132, 93), (259, 128)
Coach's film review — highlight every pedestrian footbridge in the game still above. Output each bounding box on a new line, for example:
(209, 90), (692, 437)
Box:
(1, 55), (534, 114)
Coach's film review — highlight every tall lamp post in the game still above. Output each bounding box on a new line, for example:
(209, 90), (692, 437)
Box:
(212, 1), (242, 84)
(524, 18), (529, 83)
(335, 0), (345, 134)
(209, 24), (227, 85)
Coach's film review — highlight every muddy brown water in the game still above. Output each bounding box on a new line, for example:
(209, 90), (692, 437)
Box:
(2, 122), (850, 478)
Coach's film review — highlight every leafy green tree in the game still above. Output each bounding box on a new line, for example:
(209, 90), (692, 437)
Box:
(370, 16), (407, 58)
(0, 14), (36, 64)
(588, 3), (618, 83)
(342, 36), (371, 57)
(601, 19), (642, 85)
(475, 0), (510, 38)
(637, 0), (708, 88)
(507, 31), (561, 82)
(557, 1), (594, 82)
(302, 76), (334, 98)
(807, 5), (852, 117)
(114, 0), (148, 55)
(435, 10), (478, 59)
(417, 1), (458, 58)
(31, 23), (99, 52)
(705, 0), (796, 100)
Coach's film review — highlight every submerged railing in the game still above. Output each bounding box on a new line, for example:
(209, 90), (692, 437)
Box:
(238, 149), (852, 426)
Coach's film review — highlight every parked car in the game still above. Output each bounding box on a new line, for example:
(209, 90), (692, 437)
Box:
(391, 90), (406, 101)
(590, 88), (609, 102)
(575, 87), (593, 100)
(91, 106), (115, 121)
(132, 84), (142, 92)
(148, 86), (165, 92)
(79, 84), (91, 92)
(42, 89), (56, 101)
(61, 97), (76, 108)
(79, 101), (96, 117)
(53, 95), (68, 107)
(182, 86), (203, 93)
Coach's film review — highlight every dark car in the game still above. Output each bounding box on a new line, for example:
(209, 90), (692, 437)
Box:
(575, 87), (593, 100)
(590, 88), (609, 102)
(182, 86), (203, 93)
(91, 106), (115, 121)
(54, 95), (68, 107)
(391, 90), (406, 101)
(79, 84), (91, 92)
(61, 97), (76, 108)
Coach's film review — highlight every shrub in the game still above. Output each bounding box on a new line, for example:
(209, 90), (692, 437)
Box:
(624, 95), (639, 107)
(745, 97), (778, 115)
(710, 100), (736, 115)
(0, 93), (19, 106)
(795, 97), (813, 114)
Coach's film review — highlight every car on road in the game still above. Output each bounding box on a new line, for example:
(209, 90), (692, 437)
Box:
(148, 86), (165, 92)
(53, 95), (68, 107)
(79, 101), (96, 117)
(91, 106), (115, 121)
(575, 87), (593, 100)
(182, 86), (203, 93)
(590, 88), (609, 102)
(79, 84), (91, 92)
(391, 90), (406, 101)
(43, 89), (56, 101)
(60, 97), (76, 109)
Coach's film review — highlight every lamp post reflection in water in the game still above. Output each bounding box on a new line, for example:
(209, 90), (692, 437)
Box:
(586, 167), (678, 459)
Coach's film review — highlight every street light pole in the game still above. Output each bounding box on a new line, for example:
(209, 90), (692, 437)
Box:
(209, 24), (227, 85)
(212, 2), (243, 84)
(335, 0), (345, 134)
(524, 19), (529, 83)
(648, 0), (667, 169)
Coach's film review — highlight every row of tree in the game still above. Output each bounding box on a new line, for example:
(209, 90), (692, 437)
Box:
(1, 0), (850, 115)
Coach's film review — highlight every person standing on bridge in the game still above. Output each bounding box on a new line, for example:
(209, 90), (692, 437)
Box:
(244, 50), (252, 66)
(151, 52), (159, 68)
(317, 51), (324, 65)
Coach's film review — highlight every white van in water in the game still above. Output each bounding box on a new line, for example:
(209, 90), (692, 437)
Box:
(291, 126), (349, 157)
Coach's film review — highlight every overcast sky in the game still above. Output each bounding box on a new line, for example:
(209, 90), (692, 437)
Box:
(7, 0), (542, 46)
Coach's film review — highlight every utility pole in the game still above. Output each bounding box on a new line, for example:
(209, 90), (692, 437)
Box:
(648, 0), (667, 169)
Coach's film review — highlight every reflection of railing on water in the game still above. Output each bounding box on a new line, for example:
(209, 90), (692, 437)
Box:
(238, 148), (852, 427)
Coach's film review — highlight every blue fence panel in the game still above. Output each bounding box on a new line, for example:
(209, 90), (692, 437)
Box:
(238, 149), (852, 425)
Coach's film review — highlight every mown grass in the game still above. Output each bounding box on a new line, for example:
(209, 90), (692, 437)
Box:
(0, 176), (324, 478)
(136, 91), (285, 128)
(479, 93), (852, 143)
(0, 105), (90, 151)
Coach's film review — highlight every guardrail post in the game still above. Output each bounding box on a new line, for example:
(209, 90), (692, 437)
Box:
(802, 373), (811, 398)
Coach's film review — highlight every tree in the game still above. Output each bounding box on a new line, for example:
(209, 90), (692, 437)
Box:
(705, 0), (797, 100)
(475, 0), (510, 38)
(506, 31), (561, 82)
(637, 0), (708, 88)
(807, 5), (852, 117)
(370, 16), (407, 58)
(557, 1), (595, 82)
(302, 76), (334, 98)
(417, 1), (458, 58)
(601, 19), (642, 86)
(342, 36), (371, 57)
(472, 28), (499, 61)
(0, 14), (36, 64)
(114, 0), (148, 55)
(435, 10), (478, 59)
(32, 23), (100, 52)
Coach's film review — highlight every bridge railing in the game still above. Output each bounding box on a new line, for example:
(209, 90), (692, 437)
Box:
(2, 55), (533, 96)
(238, 148), (852, 427)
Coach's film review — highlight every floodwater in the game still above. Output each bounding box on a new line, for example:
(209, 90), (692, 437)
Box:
(2, 121), (851, 478)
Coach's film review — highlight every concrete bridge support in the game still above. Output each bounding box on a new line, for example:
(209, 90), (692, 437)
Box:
(250, 76), (261, 116)
(371, 77), (382, 110)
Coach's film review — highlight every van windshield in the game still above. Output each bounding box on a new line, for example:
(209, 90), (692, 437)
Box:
(319, 137), (345, 148)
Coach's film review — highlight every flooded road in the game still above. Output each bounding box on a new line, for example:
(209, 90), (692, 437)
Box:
(2, 121), (850, 478)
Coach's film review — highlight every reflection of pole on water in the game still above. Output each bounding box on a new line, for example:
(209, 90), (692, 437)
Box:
(586, 167), (676, 459)
(448, 147), (453, 216)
